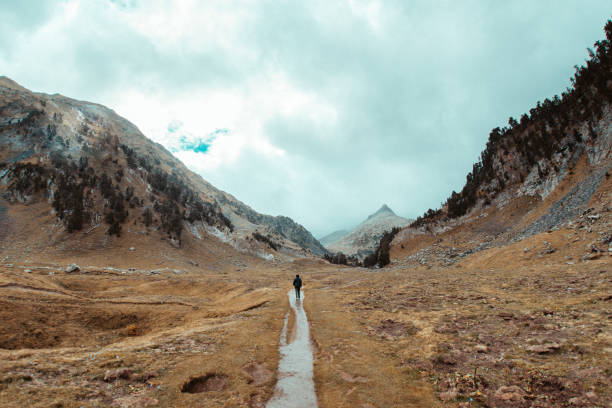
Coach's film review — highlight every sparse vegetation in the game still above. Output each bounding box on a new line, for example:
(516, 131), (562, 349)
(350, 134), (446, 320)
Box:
(411, 208), (442, 228)
(143, 207), (153, 227)
(154, 199), (183, 241)
(323, 251), (361, 267)
(363, 227), (401, 268)
(252, 232), (279, 251)
(120, 144), (138, 169)
(7, 163), (47, 197)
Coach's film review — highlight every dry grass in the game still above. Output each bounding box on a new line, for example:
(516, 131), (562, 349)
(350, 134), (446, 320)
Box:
(0, 263), (288, 408)
(304, 267), (443, 408)
(1, 220), (610, 407)
(302, 253), (610, 407)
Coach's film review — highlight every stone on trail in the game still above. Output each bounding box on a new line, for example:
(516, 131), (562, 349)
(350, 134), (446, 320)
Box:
(65, 263), (80, 273)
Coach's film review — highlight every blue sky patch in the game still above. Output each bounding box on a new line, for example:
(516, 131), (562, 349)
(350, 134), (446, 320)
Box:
(179, 135), (214, 153)
(166, 121), (227, 154)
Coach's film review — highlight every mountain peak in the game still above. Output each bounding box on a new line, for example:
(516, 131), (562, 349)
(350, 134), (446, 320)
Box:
(367, 204), (395, 220)
(326, 204), (412, 257)
(378, 204), (393, 213)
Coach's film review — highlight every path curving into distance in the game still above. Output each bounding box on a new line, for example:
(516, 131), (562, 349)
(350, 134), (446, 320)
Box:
(267, 290), (318, 408)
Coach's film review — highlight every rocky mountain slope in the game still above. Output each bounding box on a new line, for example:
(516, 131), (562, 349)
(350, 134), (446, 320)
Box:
(325, 204), (412, 258)
(318, 229), (349, 247)
(410, 21), (612, 231)
(388, 20), (612, 268)
(0, 77), (326, 259)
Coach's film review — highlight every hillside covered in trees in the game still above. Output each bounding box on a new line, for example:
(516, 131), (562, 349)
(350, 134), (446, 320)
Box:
(412, 19), (612, 227)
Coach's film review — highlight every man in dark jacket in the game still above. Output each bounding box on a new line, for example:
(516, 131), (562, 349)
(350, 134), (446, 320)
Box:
(293, 274), (302, 299)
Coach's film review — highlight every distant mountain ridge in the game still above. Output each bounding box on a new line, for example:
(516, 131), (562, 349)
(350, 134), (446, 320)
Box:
(319, 229), (349, 246)
(366, 204), (395, 220)
(325, 204), (412, 258)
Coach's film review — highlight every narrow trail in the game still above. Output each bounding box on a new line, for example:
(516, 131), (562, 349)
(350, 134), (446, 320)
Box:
(267, 290), (318, 408)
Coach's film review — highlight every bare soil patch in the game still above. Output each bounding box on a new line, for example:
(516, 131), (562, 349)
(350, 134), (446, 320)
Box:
(181, 373), (228, 393)
(373, 318), (419, 339)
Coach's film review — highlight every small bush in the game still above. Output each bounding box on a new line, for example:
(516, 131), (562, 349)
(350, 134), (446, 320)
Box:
(143, 207), (153, 227)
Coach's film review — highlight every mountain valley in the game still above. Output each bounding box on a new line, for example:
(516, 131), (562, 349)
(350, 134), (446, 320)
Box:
(1, 17), (612, 408)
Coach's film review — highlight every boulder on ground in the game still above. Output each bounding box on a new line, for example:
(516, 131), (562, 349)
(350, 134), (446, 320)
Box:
(526, 342), (560, 354)
(104, 368), (133, 382)
(492, 385), (525, 403)
(439, 388), (457, 401)
(65, 263), (80, 273)
(474, 344), (488, 353)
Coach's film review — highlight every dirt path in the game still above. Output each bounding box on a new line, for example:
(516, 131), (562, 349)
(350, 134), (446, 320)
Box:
(267, 290), (318, 408)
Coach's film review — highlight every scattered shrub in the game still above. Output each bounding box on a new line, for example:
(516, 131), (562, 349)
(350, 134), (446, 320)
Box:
(143, 207), (153, 227)
(323, 252), (362, 267)
(364, 227), (401, 268)
(253, 232), (278, 251)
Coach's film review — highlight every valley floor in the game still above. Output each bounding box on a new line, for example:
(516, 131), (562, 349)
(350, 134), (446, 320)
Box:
(0, 243), (610, 407)
(0, 262), (286, 408)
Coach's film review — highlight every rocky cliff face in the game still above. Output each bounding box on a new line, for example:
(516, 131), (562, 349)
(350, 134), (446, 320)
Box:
(326, 204), (412, 258)
(0, 77), (324, 257)
(215, 191), (327, 255)
(408, 102), (612, 238)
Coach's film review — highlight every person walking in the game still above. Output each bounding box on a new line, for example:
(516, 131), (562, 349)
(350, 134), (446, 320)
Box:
(293, 274), (302, 299)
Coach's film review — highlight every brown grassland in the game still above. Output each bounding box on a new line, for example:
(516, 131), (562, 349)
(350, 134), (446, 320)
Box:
(1, 236), (610, 407)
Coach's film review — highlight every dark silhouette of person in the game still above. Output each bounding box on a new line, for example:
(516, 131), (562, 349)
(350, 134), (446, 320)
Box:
(293, 274), (302, 299)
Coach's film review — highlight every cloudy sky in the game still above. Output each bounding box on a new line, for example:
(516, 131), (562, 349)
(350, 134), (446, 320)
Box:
(1, 1), (610, 237)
